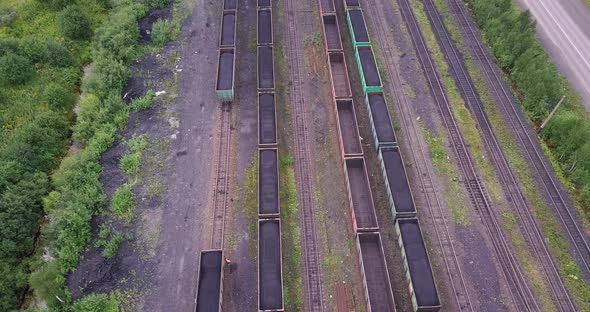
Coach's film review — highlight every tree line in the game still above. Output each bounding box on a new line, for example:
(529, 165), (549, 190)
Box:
(467, 0), (590, 216)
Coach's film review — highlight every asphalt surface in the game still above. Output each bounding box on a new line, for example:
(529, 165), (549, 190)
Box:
(517, 0), (590, 110)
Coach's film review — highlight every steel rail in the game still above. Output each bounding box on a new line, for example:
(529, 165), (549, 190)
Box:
(396, 0), (539, 309)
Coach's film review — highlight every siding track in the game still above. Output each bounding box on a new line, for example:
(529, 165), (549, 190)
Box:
(210, 103), (233, 249)
(285, 0), (325, 310)
(447, 0), (590, 283)
(420, 0), (575, 310)
(395, 0), (540, 309)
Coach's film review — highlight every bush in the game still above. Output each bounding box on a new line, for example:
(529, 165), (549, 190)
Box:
(29, 261), (65, 306)
(111, 184), (134, 223)
(43, 83), (76, 111)
(45, 40), (73, 67)
(101, 232), (125, 258)
(95, 7), (140, 61)
(82, 54), (129, 99)
(60, 5), (92, 40)
(0, 8), (17, 27)
(0, 38), (21, 57)
(130, 90), (155, 111)
(120, 135), (147, 175)
(19, 36), (48, 64)
(0, 53), (34, 85)
(142, 0), (170, 10)
(151, 19), (179, 48)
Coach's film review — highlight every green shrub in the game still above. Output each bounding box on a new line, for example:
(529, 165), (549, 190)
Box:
(60, 5), (92, 40)
(101, 232), (125, 258)
(29, 261), (65, 306)
(82, 54), (129, 99)
(73, 293), (120, 312)
(142, 0), (170, 10)
(111, 184), (134, 223)
(95, 7), (140, 61)
(45, 40), (73, 67)
(0, 38), (21, 57)
(19, 36), (48, 64)
(120, 135), (147, 175)
(0, 52), (34, 85)
(0, 8), (17, 27)
(130, 90), (155, 111)
(43, 83), (76, 111)
(151, 19), (179, 48)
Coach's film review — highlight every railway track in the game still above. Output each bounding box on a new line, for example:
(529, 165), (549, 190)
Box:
(396, 0), (541, 310)
(284, 0), (325, 310)
(362, 1), (473, 310)
(210, 103), (233, 249)
(420, 0), (575, 310)
(447, 0), (590, 283)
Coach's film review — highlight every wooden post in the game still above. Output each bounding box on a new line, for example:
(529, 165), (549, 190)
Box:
(538, 95), (565, 133)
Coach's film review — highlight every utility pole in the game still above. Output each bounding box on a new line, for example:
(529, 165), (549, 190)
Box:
(538, 95), (565, 133)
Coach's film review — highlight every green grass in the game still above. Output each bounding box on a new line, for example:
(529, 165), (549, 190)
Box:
(429, 0), (590, 309)
(242, 153), (258, 257)
(120, 135), (148, 175)
(130, 90), (155, 111)
(279, 154), (303, 311)
(421, 127), (469, 225)
(111, 184), (135, 224)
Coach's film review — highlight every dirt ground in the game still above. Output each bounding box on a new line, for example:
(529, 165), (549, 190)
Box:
(67, 0), (225, 310)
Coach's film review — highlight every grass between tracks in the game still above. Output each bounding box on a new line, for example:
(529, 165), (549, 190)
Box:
(432, 0), (590, 308)
(407, 0), (557, 308)
(279, 154), (303, 311)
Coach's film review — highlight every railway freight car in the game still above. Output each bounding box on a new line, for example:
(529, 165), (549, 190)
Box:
(378, 146), (416, 218)
(328, 52), (353, 98)
(258, 8), (273, 45)
(258, 219), (284, 311)
(195, 250), (224, 312)
(396, 218), (441, 312)
(219, 11), (237, 48)
(258, 46), (275, 91)
(259, 148), (280, 218)
(346, 8), (371, 47)
(344, 158), (379, 232)
(364, 92), (397, 149)
(336, 99), (363, 157)
(322, 15), (343, 51)
(258, 93), (277, 146)
(354, 46), (383, 94)
(216, 49), (236, 102)
(258, 0), (271, 8)
(356, 232), (396, 312)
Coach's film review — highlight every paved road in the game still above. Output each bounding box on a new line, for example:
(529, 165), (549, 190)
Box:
(516, 0), (590, 111)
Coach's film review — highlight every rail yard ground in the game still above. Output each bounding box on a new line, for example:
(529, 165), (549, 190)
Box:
(6, 0), (590, 310)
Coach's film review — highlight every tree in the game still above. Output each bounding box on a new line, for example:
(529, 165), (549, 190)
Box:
(59, 5), (92, 40)
(0, 52), (34, 85)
